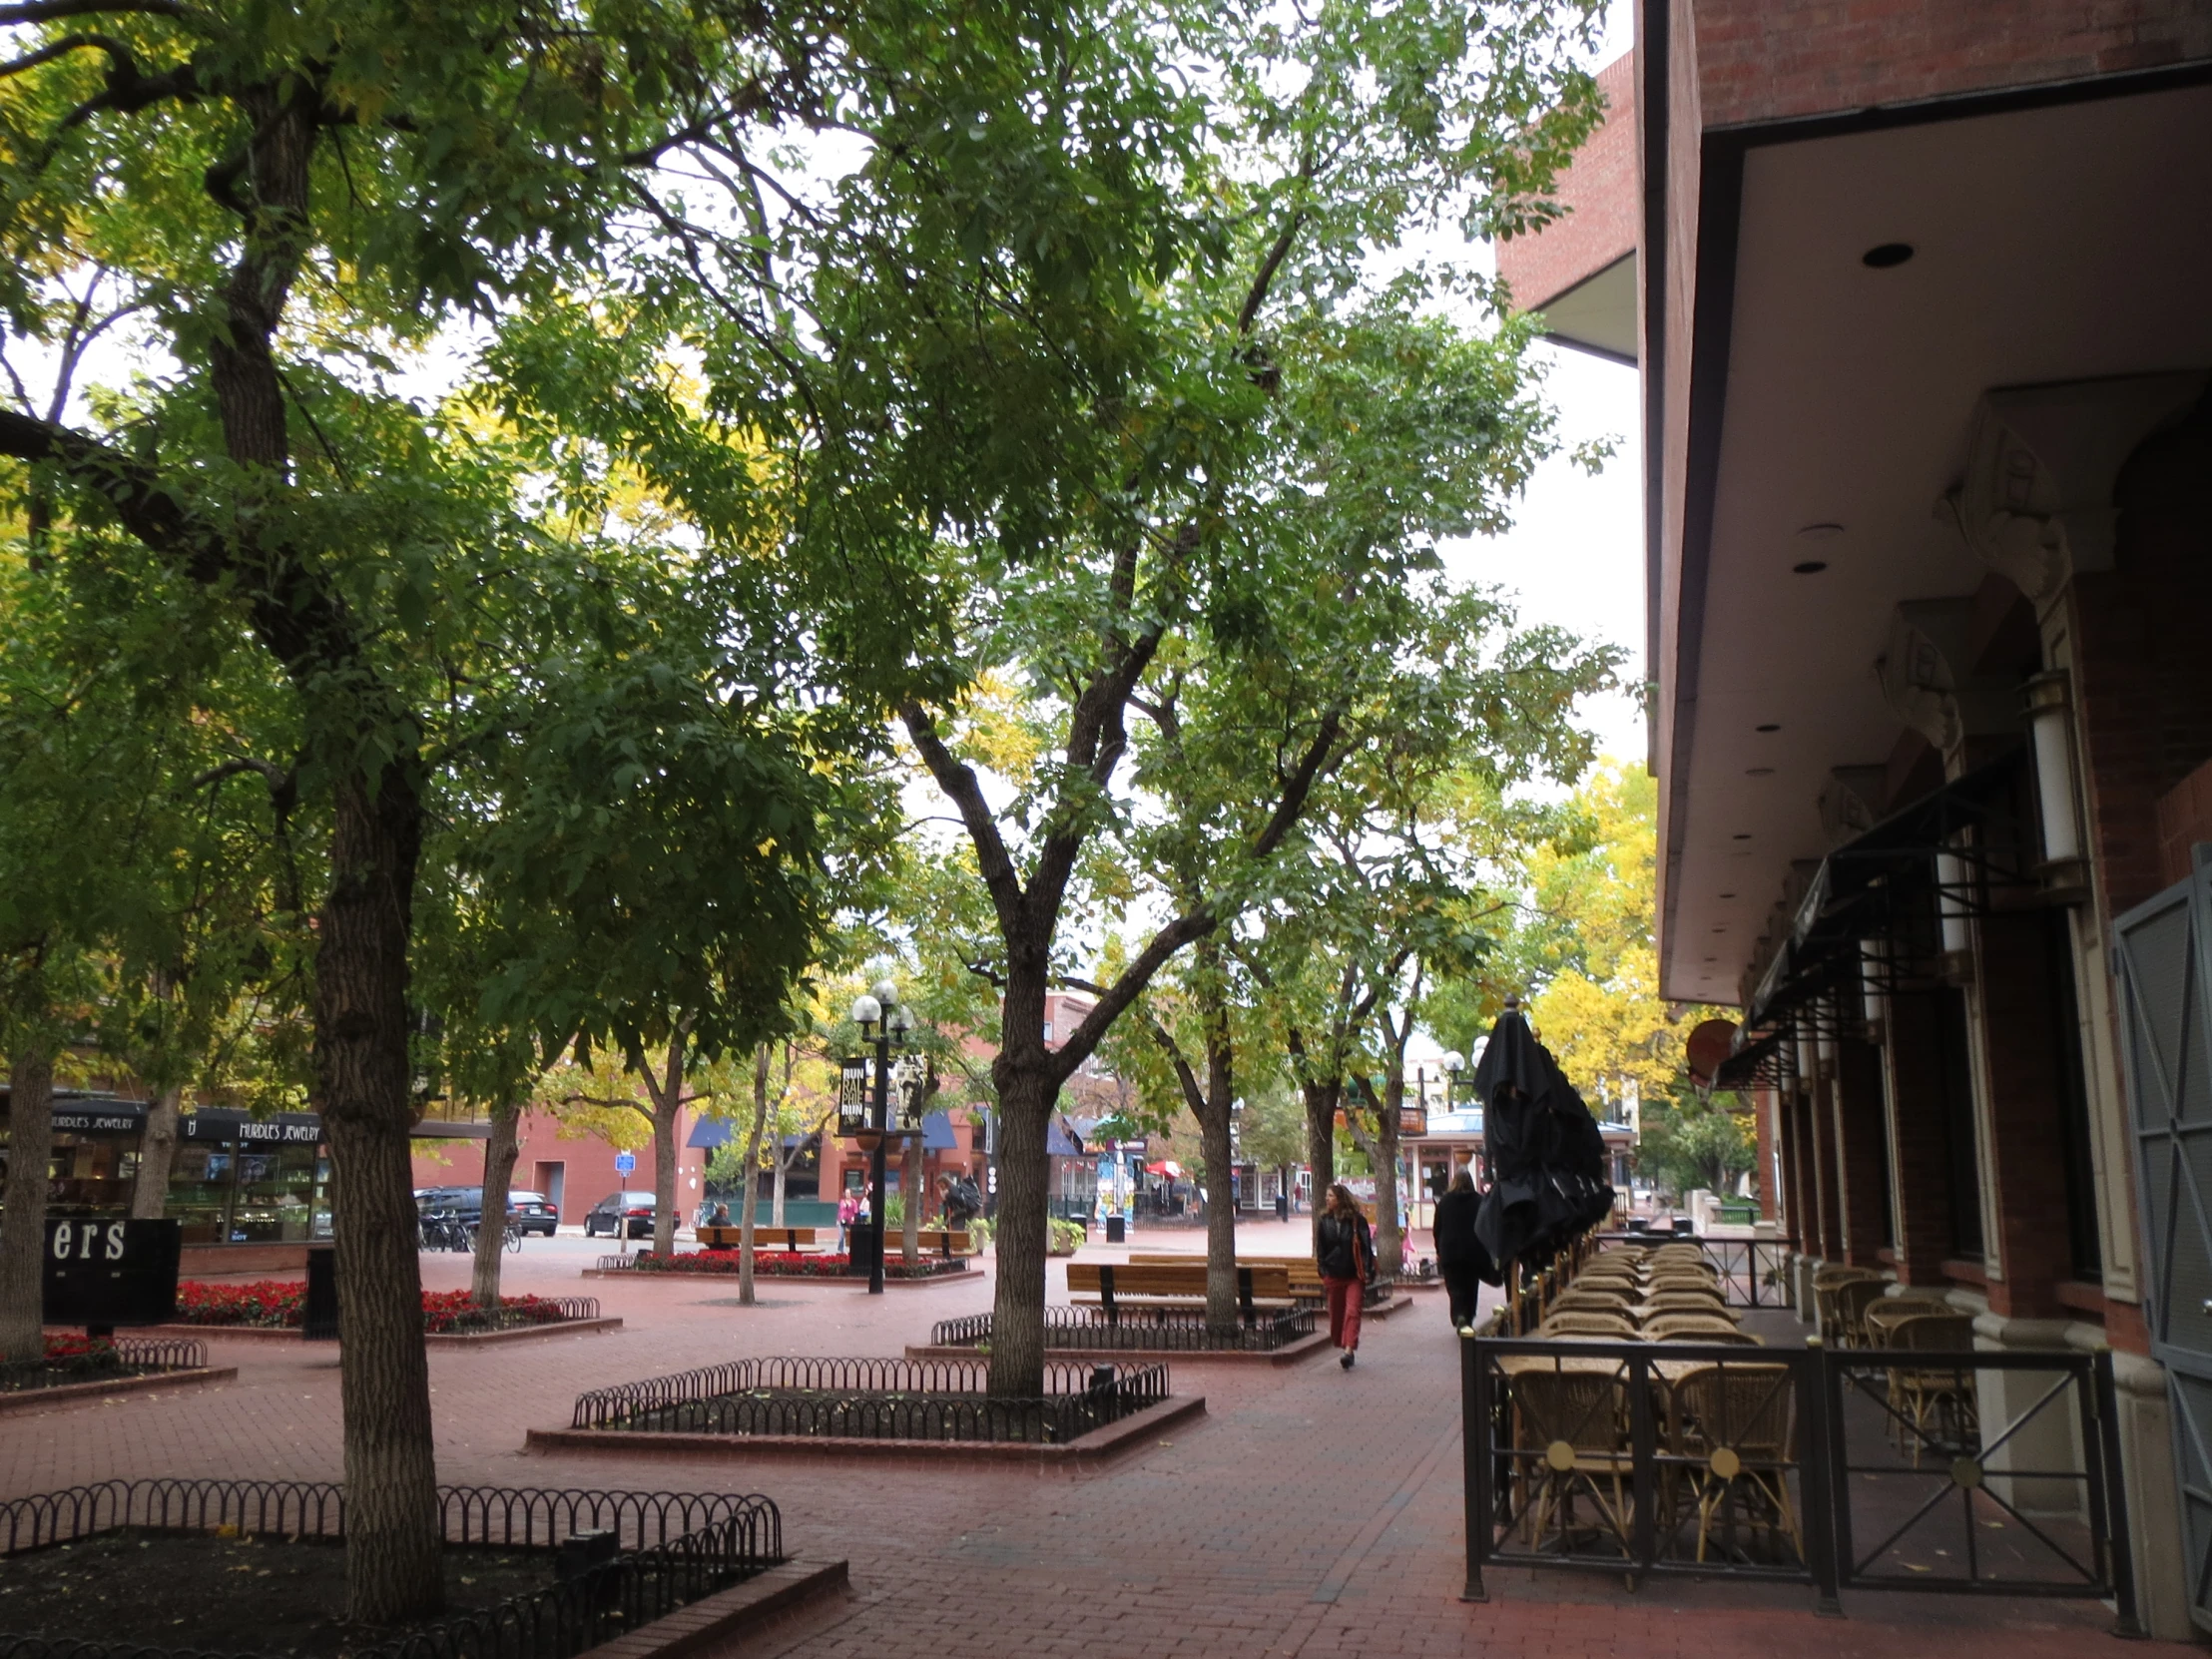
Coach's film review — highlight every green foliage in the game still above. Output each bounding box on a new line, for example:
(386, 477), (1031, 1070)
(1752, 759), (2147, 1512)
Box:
(1048, 1218), (1088, 1255)
(1635, 1089), (1756, 1201)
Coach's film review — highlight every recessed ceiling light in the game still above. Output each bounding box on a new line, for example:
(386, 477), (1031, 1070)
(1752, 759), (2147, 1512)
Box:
(1719, 891), (1736, 898)
(1793, 560), (1828, 575)
(1756, 723), (1781, 733)
(1796, 523), (1844, 540)
(1746, 766), (1775, 777)
(1704, 956), (1719, 963)
(1732, 832), (1752, 840)
(1711, 925), (1726, 933)
(1862, 242), (1915, 269)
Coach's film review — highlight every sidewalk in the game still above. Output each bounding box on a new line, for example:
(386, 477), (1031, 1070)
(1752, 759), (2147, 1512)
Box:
(0, 1231), (2175, 1658)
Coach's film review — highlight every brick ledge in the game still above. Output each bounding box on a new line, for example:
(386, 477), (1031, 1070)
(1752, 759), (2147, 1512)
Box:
(133, 1317), (624, 1348)
(904, 1331), (1331, 1367)
(574, 1557), (848, 1659)
(525, 1392), (1206, 1466)
(0, 1366), (237, 1416)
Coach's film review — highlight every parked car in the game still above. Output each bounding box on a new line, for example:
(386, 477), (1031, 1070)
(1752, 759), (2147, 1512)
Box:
(583, 1191), (659, 1239)
(418, 1187), (560, 1237)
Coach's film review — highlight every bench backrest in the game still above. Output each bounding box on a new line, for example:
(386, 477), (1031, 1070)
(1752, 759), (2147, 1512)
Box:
(1068, 1262), (1294, 1298)
(697, 1225), (816, 1248)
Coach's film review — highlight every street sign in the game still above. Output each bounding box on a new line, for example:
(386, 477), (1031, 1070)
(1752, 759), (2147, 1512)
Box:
(613, 1150), (636, 1176)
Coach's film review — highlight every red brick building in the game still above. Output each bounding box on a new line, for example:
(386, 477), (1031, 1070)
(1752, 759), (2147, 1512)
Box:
(1500, 4), (2212, 1636)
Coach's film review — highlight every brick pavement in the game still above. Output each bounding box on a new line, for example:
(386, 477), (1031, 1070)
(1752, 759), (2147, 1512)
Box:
(0, 1223), (2177, 1658)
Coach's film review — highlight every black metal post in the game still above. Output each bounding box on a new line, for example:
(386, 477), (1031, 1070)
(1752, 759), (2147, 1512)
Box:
(2092, 1348), (2144, 1638)
(866, 1030), (890, 1297)
(1461, 1328), (1488, 1601)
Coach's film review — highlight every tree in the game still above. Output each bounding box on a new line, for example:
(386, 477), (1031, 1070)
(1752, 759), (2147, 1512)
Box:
(0, 0), (931, 1615)
(1636, 1088), (1755, 1201)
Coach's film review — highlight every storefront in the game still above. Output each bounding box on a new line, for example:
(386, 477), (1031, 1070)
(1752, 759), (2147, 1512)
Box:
(5, 1095), (331, 1248)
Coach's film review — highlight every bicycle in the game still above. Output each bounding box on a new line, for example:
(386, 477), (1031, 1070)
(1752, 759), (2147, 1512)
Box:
(502, 1219), (524, 1254)
(417, 1211), (471, 1253)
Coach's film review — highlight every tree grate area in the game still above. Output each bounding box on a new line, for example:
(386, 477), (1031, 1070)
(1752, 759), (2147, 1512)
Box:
(572, 1356), (1172, 1444)
(0, 1479), (783, 1659)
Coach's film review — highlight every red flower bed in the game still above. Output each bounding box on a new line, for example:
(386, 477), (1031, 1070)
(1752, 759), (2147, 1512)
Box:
(173, 1280), (578, 1332)
(630, 1249), (965, 1279)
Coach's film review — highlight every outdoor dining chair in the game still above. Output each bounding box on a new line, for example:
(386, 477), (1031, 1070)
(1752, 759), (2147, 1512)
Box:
(1643, 1313), (1749, 1341)
(1540, 1313), (1641, 1339)
(1661, 1362), (1803, 1565)
(1505, 1365), (1637, 1552)
(1834, 1278), (1895, 1349)
(1885, 1313), (1979, 1462)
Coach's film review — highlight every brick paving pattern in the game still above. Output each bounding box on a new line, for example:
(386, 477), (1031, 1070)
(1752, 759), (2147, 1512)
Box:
(0, 1221), (2175, 1657)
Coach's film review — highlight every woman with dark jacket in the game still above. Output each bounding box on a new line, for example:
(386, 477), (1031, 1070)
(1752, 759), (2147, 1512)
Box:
(1317, 1183), (1377, 1370)
(1432, 1168), (1483, 1331)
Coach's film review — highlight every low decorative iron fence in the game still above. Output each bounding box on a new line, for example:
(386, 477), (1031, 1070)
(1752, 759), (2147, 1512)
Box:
(930, 1306), (1317, 1354)
(1460, 1334), (2140, 1632)
(0, 1339), (210, 1395)
(0, 1477), (785, 1659)
(441, 1296), (602, 1334)
(570, 1355), (1172, 1445)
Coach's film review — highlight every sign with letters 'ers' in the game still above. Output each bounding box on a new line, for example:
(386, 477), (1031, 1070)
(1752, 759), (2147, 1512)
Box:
(43, 1218), (182, 1328)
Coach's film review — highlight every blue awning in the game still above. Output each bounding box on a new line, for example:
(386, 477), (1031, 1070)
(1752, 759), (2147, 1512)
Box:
(687, 1118), (735, 1150)
(922, 1111), (958, 1151)
(1047, 1120), (1083, 1157)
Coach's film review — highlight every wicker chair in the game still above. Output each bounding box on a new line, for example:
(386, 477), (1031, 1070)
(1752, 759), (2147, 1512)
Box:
(1887, 1313), (1979, 1462)
(1643, 1313), (1747, 1341)
(1638, 1294), (1730, 1323)
(1507, 1366), (1636, 1550)
(1662, 1363), (1803, 1564)
(1861, 1296), (1953, 1347)
(1832, 1278), (1895, 1349)
(1653, 1326), (1762, 1346)
(1539, 1313), (1640, 1339)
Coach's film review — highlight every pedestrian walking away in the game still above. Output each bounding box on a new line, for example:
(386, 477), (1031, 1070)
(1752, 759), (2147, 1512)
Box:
(1317, 1182), (1376, 1369)
(1431, 1167), (1486, 1331)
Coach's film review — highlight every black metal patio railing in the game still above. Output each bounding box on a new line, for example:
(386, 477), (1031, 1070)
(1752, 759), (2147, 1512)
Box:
(0, 1477), (785, 1659)
(1460, 1333), (2140, 1632)
(931, 1305), (1317, 1354)
(570, 1355), (1172, 1445)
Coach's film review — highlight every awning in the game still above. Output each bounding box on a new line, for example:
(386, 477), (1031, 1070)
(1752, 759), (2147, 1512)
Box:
(921, 1111), (958, 1151)
(1714, 1030), (1787, 1091)
(687, 1117), (735, 1150)
(1046, 1120), (1083, 1158)
(1145, 1159), (1185, 1179)
(1746, 748), (2028, 1029)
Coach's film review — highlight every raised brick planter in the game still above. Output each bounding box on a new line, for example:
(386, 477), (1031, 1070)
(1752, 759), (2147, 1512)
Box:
(139, 1316), (624, 1347)
(0, 1366), (237, 1415)
(526, 1391), (1206, 1467)
(582, 1266), (975, 1289)
(574, 1557), (847, 1659)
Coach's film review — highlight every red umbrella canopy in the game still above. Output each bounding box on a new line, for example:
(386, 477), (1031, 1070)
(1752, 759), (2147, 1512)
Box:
(1145, 1160), (1184, 1179)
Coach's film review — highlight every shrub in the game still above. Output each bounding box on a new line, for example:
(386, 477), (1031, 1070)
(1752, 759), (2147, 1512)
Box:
(1047, 1218), (1087, 1256)
(172, 1280), (579, 1331)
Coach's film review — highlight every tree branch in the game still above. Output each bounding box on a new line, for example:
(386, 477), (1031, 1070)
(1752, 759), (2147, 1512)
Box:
(1050, 906), (1218, 1085)
(899, 700), (1025, 940)
(0, 1), (185, 21)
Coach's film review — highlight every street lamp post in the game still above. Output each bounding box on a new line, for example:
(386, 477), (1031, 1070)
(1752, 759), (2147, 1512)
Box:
(850, 977), (912, 1296)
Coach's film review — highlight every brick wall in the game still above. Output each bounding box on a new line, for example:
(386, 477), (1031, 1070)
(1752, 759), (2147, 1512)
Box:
(1690, 0), (2212, 130)
(1972, 912), (2080, 1318)
(1882, 990), (1961, 1286)
(2075, 395), (2212, 918)
(1495, 52), (1638, 312)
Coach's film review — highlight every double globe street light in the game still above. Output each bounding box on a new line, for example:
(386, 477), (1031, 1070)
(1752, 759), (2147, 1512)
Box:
(848, 977), (912, 1297)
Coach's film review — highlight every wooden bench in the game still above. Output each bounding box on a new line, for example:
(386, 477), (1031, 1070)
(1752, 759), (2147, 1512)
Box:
(1131, 1253), (1328, 1299)
(695, 1225), (817, 1251)
(1068, 1261), (1296, 1326)
(886, 1229), (972, 1260)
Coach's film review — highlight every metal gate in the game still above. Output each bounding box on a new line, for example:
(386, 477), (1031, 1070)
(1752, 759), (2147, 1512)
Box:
(2113, 854), (2212, 1634)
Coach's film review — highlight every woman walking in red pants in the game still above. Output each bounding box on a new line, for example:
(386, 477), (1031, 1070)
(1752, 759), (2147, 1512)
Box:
(1317, 1183), (1376, 1370)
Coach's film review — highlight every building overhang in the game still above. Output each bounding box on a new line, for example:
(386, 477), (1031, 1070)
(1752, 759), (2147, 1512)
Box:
(1647, 62), (2212, 1004)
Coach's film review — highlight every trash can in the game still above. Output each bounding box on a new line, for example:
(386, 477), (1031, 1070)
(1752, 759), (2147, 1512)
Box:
(1275, 1193), (1289, 1222)
(1105, 1215), (1126, 1244)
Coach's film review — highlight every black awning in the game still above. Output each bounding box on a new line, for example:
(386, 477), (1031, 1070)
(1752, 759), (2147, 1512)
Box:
(1714, 1030), (1786, 1091)
(1746, 747), (2029, 1028)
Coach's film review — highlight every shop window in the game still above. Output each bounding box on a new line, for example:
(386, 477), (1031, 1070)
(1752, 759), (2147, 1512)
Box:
(1935, 986), (1984, 1261)
(2045, 911), (2104, 1279)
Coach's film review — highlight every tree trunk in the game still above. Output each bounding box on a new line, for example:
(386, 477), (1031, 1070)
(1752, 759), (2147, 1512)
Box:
(1376, 1067), (1403, 1279)
(315, 770), (442, 1626)
(470, 1104), (520, 1308)
(985, 1055), (1053, 1397)
(649, 1028), (687, 1258)
(1303, 1078), (1338, 1259)
(130, 1084), (182, 1220)
(1197, 971), (1238, 1337)
(0, 1042), (54, 1364)
(900, 1134), (919, 1266)
(737, 1045), (770, 1307)
(771, 1156), (787, 1229)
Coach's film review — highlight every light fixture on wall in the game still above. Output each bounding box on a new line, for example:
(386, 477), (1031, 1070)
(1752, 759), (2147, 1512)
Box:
(1859, 938), (1888, 1043)
(1935, 841), (1975, 984)
(2024, 670), (2089, 904)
